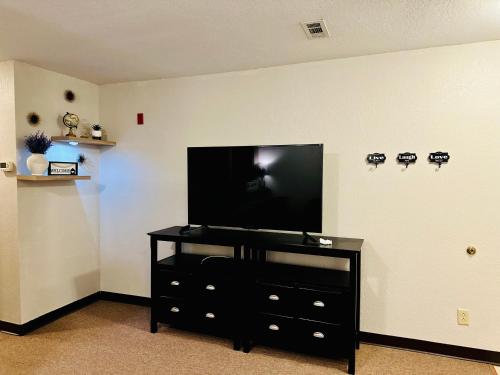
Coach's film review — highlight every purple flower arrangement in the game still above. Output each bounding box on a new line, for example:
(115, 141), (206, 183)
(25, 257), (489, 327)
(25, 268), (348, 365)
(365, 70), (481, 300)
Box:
(25, 131), (52, 154)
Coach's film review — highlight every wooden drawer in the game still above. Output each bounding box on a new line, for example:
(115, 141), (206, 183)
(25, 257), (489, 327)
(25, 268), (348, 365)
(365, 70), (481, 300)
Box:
(255, 313), (296, 346)
(196, 276), (233, 301)
(297, 287), (349, 323)
(255, 282), (295, 316)
(297, 318), (349, 356)
(157, 297), (190, 325)
(192, 305), (232, 334)
(158, 270), (190, 298)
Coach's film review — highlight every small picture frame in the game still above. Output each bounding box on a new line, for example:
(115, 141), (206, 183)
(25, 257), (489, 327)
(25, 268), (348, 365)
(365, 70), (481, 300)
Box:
(48, 162), (78, 176)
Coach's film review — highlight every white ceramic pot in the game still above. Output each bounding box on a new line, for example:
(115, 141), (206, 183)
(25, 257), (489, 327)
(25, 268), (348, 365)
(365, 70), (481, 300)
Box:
(92, 130), (102, 140)
(27, 153), (49, 176)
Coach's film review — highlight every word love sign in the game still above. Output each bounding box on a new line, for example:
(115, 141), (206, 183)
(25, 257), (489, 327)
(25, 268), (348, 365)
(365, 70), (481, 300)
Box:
(428, 152), (450, 168)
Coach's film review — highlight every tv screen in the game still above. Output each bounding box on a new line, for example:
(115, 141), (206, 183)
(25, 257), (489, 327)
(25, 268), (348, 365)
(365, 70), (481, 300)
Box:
(187, 144), (323, 232)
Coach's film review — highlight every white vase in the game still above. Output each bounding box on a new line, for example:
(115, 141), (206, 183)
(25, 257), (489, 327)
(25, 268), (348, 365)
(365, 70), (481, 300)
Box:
(27, 153), (49, 176)
(92, 130), (102, 140)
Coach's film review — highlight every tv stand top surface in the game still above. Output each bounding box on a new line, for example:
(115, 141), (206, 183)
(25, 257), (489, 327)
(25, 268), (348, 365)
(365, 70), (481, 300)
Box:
(148, 226), (363, 257)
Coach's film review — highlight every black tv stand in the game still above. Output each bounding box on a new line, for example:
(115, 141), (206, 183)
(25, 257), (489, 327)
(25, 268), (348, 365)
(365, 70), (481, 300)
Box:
(148, 226), (363, 374)
(302, 231), (318, 244)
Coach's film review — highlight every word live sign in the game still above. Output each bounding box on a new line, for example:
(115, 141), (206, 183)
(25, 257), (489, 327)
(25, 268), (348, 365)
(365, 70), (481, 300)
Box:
(428, 152), (450, 168)
(366, 153), (386, 168)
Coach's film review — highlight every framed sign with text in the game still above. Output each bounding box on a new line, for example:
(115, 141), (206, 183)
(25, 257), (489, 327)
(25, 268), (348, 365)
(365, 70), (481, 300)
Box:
(48, 162), (78, 176)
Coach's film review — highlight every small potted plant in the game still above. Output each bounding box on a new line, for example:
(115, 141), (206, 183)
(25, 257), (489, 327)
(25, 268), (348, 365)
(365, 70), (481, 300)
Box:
(25, 131), (52, 175)
(91, 124), (102, 140)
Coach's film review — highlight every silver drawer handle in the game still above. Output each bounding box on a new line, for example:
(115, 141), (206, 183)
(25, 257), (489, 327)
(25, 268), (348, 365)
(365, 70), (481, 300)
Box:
(268, 294), (280, 301)
(170, 280), (180, 286)
(313, 300), (325, 307)
(170, 307), (180, 313)
(313, 332), (325, 339)
(206, 284), (215, 291)
(205, 312), (215, 319)
(268, 324), (280, 331)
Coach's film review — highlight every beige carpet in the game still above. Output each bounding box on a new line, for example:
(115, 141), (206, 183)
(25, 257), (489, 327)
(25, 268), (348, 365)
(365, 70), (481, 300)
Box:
(0, 301), (494, 375)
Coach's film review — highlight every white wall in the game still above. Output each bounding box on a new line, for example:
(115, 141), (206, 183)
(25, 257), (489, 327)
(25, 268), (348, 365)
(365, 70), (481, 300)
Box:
(14, 62), (101, 323)
(0, 61), (21, 324)
(100, 40), (500, 351)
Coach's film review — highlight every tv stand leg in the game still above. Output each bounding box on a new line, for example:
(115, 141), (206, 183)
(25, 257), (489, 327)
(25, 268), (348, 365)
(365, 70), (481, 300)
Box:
(243, 342), (251, 353)
(150, 320), (158, 333)
(233, 338), (241, 351)
(348, 351), (356, 374)
(356, 253), (361, 349)
(150, 236), (158, 334)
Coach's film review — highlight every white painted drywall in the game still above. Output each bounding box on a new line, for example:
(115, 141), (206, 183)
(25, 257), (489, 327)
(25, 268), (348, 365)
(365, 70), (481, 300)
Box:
(0, 61), (21, 324)
(100, 40), (500, 351)
(14, 62), (101, 323)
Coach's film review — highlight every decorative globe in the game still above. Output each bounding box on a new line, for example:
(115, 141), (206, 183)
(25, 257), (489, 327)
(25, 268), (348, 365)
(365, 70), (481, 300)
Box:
(63, 112), (79, 137)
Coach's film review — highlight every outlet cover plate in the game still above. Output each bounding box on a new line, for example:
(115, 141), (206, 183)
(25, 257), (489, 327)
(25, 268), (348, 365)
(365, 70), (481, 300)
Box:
(457, 308), (470, 325)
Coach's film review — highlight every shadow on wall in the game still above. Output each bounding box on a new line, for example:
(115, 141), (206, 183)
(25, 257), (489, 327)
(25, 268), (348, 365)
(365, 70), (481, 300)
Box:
(323, 152), (339, 235)
(74, 269), (100, 300)
(361, 240), (388, 332)
(18, 179), (100, 323)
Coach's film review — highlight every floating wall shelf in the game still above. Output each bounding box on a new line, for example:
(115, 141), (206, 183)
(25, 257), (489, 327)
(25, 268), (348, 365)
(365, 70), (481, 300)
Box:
(17, 175), (91, 182)
(51, 136), (116, 146)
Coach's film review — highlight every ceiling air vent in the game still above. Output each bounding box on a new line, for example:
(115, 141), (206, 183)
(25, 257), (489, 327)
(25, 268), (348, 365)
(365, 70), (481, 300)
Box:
(301, 19), (330, 39)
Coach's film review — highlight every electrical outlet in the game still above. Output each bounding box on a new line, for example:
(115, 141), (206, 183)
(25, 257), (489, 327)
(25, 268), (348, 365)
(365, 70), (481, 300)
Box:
(457, 308), (470, 326)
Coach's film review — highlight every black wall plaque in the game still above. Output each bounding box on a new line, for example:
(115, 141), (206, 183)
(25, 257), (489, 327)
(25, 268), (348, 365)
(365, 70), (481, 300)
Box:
(367, 153), (386, 168)
(397, 152), (417, 168)
(428, 152), (449, 168)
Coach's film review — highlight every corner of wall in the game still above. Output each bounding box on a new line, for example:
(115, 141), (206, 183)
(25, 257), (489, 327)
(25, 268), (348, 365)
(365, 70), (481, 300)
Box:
(0, 60), (21, 324)
(12, 62), (101, 323)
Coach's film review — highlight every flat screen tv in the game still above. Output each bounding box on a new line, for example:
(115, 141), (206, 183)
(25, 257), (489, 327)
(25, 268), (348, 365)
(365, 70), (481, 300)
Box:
(187, 144), (323, 233)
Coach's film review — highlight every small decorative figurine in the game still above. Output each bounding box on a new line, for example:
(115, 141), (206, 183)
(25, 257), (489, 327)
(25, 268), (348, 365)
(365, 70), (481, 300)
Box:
(62, 112), (79, 137)
(91, 124), (102, 140)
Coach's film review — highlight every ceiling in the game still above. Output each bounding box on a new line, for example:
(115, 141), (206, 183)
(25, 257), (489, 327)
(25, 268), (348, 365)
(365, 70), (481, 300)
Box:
(1, 0), (500, 84)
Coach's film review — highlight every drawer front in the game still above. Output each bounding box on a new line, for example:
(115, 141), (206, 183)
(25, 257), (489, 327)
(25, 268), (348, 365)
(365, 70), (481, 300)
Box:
(158, 270), (190, 298)
(157, 297), (190, 325)
(297, 318), (349, 355)
(256, 282), (295, 316)
(298, 288), (349, 323)
(193, 305), (232, 334)
(255, 313), (296, 346)
(196, 277), (232, 301)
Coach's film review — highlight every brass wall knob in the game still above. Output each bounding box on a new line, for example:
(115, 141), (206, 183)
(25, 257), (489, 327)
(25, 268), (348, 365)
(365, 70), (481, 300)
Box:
(466, 246), (477, 255)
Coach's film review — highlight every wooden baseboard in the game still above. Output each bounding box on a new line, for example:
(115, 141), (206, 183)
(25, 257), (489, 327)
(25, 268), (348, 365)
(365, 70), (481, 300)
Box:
(0, 320), (23, 335)
(2, 292), (498, 366)
(360, 331), (500, 365)
(99, 291), (151, 306)
(0, 292), (99, 336)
